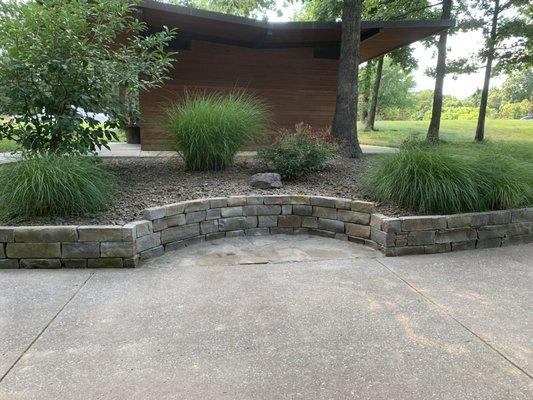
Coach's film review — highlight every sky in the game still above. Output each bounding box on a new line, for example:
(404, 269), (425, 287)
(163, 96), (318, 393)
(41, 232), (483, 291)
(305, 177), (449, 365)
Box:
(267, 1), (504, 99)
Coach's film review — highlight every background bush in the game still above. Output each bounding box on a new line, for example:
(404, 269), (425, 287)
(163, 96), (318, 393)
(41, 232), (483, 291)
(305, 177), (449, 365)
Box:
(0, 155), (116, 221)
(258, 123), (338, 180)
(362, 142), (533, 214)
(165, 90), (270, 171)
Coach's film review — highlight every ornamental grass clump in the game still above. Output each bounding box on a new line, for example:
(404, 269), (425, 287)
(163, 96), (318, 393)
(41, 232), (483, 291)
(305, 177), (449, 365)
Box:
(258, 123), (339, 180)
(165, 90), (270, 171)
(363, 141), (533, 214)
(0, 155), (116, 221)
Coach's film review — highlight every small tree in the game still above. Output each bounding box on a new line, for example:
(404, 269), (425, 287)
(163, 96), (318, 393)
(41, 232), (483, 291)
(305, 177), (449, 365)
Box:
(0, 0), (176, 155)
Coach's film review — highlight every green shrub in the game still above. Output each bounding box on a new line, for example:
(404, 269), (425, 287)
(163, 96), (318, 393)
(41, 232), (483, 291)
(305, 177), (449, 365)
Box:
(257, 123), (338, 180)
(165, 90), (270, 171)
(0, 155), (116, 221)
(362, 142), (533, 214)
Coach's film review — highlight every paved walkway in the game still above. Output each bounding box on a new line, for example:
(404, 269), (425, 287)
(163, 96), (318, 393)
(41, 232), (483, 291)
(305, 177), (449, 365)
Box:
(0, 143), (396, 164)
(1, 235), (531, 399)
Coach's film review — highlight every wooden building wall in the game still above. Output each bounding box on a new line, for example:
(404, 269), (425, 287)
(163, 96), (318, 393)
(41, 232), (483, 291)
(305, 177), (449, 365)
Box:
(139, 40), (340, 150)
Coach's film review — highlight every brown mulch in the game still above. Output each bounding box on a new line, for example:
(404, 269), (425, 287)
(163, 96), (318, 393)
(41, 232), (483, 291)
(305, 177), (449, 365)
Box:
(10, 156), (409, 226)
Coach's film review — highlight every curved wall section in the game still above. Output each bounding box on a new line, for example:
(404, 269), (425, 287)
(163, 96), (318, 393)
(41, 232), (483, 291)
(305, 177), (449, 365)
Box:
(0, 195), (531, 268)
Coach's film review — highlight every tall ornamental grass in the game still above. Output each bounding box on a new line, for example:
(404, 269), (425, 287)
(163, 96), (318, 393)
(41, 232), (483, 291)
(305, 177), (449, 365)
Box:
(0, 155), (116, 221)
(363, 142), (533, 214)
(165, 90), (270, 170)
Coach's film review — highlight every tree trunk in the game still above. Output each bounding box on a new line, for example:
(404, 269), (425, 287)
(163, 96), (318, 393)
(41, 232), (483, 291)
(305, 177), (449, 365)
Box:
(360, 60), (373, 122)
(426, 0), (452, 143)
(364, 55), (384, 131)
(331, 0), (363, 158)
(475, 0), (499, 142)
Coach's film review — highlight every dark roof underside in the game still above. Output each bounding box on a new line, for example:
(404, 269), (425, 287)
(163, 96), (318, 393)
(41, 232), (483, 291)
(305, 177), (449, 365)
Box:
(139, 0), (454, 61)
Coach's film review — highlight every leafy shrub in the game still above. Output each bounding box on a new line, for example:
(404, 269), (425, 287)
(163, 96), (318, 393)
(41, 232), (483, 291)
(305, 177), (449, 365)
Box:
(0, 0), (175, 155)
(165, 90), (270, 171)
(0, 155), (116, 221)
(258, 123), (338, 180)
(362, 142), (533, 214)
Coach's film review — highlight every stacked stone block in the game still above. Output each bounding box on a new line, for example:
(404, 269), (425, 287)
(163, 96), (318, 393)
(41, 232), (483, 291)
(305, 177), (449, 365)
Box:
(0, 225), (138, 269)
(140, 196), (377, 256)
(1, 197), (531, 268)
(371, 208), (533, 256)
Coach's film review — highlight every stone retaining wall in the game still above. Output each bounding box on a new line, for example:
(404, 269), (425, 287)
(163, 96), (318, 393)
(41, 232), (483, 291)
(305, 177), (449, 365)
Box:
(1, 195), (531, 268)
(371, 209), (533, 256)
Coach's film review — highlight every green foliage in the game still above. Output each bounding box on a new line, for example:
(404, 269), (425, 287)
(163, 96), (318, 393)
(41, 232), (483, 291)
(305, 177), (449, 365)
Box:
(0, 155), (116, 221)
(0, 0), (176, 156)
(258, 124), (338, 180)
(498, 100), (533, 119)
(165, 90), (270, 171)
(375, 58), (417, 120)
(423, 106), (498, 120)
(363, 142), (533, 214)
(171, 0), (278, 18)
(501, 68), (533, 103)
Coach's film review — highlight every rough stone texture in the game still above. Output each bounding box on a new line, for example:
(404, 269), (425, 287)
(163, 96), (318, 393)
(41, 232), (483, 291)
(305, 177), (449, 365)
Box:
(19, 259), (62, 269)
(313, 206), (337, 220)
(278, 215), (302, 228)
(143, 206), (165, 221)
(87, 258), (124, 268)
(61, 259), (88, 268)
(136, 233), (161, 253)
(243, 205), (281, 216)
(140, 245), (165, 260)
(200, 220), (219, 235)
(100, 242), (136, 258)
(317, 218), (344, 233)
(183, 199), (210, 213)
(337, 210), (370, 225)
(435, 228), (477, 244)
(221, 207), (243, 218)
(62, 242), (100, 259)
(302, 216), (318, 229)
(292, 205), (312, 216)
(346, 224), (371, 239)
(250, 172), (282, 189)
(14, 226), (78, 243)
(78, 226), (126, 242)
(1, 198), (530, 268)
(209, 197), (228, 208)
(0, 227), (14, 243)
(6, 243), (61, 259)
(407, 231), (436, 246)
(161, 224), (200, 244)
(0, 259), (19, 268)
(400, 216), (447, 231)
(350, 200), (375, 213)
(124, 221), (153, 238)
(164, 203), (185, 217)
(258, 215), (278, 228)
(218, 217), (257, 231)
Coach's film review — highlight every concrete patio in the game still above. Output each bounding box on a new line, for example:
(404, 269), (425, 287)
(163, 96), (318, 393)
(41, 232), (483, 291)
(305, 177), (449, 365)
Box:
(0, 235), (531, 399)
(0, 142), (396, 164)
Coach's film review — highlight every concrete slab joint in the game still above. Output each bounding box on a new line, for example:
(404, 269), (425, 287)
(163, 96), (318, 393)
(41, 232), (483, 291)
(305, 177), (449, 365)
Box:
(0, 196), (530, 268)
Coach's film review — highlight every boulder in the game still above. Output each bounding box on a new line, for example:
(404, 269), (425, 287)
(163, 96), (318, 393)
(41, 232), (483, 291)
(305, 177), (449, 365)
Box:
(250, 173), (282, 189)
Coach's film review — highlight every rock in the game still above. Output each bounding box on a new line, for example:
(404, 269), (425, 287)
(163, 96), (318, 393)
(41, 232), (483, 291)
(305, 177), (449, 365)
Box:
(250, 173), (282, 189)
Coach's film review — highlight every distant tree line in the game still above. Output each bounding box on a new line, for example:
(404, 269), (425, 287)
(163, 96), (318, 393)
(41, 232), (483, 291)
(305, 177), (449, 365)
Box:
(360, 66), (532, 121)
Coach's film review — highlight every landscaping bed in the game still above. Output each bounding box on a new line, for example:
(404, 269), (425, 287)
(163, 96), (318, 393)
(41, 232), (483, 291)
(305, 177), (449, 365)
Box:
(5, 155), (404, 226)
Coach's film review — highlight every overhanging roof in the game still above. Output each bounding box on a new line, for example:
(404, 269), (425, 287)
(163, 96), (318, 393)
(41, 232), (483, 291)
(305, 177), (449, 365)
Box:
(139, 0), (454, 61)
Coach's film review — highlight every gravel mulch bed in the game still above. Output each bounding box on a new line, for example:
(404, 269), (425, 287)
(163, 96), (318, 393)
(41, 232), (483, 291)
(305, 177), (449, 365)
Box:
(8, 156), (408, 226)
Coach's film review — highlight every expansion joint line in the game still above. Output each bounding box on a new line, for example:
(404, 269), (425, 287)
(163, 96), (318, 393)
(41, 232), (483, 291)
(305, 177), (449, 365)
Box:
(0, 271), (96, 383)
(375, 258), (533, 380)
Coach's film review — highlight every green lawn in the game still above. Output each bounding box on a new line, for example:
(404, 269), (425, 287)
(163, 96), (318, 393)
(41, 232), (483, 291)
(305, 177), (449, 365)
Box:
(358, 119), (533, 148)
